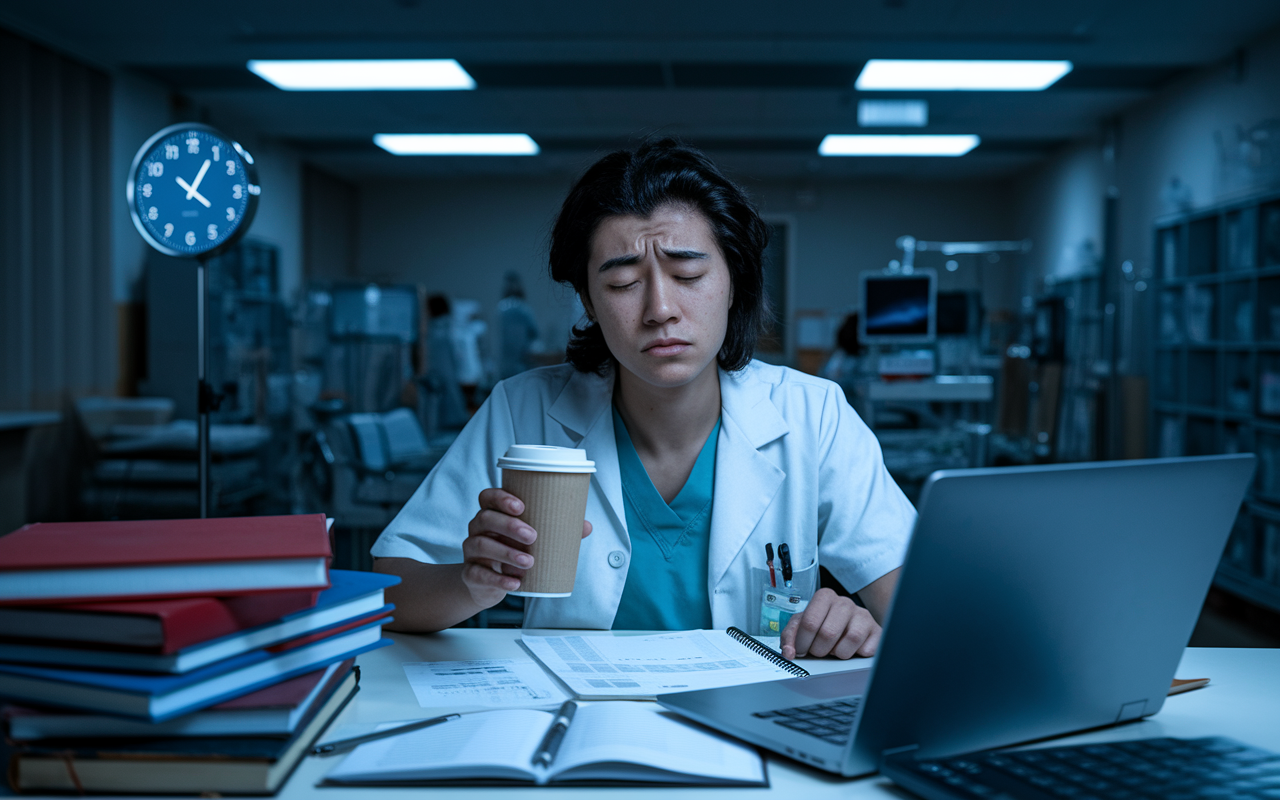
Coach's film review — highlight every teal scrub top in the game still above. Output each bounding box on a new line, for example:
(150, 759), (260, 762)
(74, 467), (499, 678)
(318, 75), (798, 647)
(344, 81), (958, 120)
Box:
(610, 406), (719, 631)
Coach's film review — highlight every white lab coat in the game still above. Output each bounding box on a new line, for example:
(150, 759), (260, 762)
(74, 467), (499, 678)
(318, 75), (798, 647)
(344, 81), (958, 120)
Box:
(372, 360), (916, 629)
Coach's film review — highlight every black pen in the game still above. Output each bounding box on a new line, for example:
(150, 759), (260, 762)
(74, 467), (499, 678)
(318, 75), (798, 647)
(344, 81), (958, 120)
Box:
(779, 543), (793, 589)
(532, 700), (578, 768)
(310, 713), (461, 756)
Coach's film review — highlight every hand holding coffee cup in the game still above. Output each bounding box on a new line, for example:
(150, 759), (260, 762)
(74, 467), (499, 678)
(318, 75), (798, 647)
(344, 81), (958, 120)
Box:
(461, 446), (595, 604)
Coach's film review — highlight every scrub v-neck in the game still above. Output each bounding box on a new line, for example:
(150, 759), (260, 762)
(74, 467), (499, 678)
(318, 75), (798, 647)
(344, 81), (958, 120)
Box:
(610, 405), (718, 631)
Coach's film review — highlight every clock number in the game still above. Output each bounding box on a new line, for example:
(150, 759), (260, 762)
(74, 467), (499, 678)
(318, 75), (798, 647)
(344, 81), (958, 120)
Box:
(226, 207), (236, 222)
(185, 231), (197, 246)
(212, 145), (220, 162)
(207, 224), (218, 240)
(226, 160), (236, 176)
(146, 162), (163, 177)
(164, 144), (179, 160)
(163, 223), (174, 238)
(232, 184), (243, 199)
(141, 183), (152, 198)
(147, 206), (158, 220)
(186, 137), (200, 154)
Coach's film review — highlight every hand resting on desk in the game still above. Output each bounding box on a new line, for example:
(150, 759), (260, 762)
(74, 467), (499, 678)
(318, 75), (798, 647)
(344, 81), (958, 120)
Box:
(779, 569), (900, 660)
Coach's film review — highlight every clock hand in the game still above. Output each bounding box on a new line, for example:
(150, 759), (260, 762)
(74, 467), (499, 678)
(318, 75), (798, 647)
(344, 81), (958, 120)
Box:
(187, 159), (211, 196)
(175, 176), (212, 208)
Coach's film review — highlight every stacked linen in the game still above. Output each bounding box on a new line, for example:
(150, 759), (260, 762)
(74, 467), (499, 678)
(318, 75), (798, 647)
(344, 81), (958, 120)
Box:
(0, 515), (396, 795)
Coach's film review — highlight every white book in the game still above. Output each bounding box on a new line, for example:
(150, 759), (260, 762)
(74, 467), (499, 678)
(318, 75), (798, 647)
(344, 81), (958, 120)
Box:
(322, 702), (766, 787)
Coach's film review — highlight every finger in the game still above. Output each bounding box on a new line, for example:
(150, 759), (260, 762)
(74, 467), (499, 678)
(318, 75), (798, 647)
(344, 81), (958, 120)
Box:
(463, 561), (521, 594)
(582, 519), (593, 539)
(855, 621), (883, 658)
(780, 614), (801, 661)
(831, 609), (876, 660)
(791, 588), (836, 657)
(463, 532), (535, 571)
(468, 509), (537, 546)
(478, 487), (524, 516)
(807, 599), (855, 658)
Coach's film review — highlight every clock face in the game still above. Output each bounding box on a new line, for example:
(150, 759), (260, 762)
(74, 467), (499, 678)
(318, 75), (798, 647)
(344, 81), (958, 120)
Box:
(127, 123), (260, 258)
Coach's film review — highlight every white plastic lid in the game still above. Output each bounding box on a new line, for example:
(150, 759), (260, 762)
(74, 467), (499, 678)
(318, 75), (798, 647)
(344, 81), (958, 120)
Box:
(497, 444), (596, 473)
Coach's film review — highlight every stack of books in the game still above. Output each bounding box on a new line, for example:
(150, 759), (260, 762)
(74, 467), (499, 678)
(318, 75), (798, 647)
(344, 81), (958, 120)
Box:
(0, 514), (397, 795)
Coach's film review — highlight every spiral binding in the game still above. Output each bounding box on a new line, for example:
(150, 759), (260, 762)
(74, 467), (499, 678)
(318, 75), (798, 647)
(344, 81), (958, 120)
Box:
(726, 626), (810, 677)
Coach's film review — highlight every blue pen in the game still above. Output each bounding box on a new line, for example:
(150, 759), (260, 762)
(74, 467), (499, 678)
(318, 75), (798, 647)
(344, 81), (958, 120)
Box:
(778, 543), (793, 589)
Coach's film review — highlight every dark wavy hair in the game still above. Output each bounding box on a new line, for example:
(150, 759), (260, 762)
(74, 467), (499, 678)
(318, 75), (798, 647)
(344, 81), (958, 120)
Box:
(549, 138), (771, 374)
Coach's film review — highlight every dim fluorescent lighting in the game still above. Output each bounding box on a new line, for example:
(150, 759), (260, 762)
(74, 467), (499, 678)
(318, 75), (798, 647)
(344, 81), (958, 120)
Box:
(819, 134), (980, 157)
(374, 133), (540, 156)
(855, 60), (1072, 91)
(247, 59), (475, 90)
(858, 99), (928, 127)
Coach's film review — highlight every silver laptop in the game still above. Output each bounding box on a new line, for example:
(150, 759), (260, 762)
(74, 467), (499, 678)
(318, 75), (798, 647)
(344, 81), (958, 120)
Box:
(658, 454), (1255, 777)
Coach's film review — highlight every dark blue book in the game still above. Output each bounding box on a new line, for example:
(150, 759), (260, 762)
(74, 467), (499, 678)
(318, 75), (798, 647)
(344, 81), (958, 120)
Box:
(0, 569), (399, 674)
(0, 619), (388, 721)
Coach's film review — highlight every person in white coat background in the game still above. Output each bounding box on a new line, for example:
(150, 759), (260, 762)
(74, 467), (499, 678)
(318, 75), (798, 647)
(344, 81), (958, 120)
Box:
(374, 139), (916, 660)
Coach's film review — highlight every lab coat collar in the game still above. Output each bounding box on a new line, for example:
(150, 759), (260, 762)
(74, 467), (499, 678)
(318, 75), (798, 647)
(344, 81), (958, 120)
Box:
(547, 369), (627, 546)
(709, 365), (788, 591)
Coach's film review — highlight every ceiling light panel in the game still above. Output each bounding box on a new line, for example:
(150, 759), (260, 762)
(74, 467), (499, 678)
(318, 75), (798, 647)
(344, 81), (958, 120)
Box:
(818, 135), (980, 157)
(858, 99), (928, 127)
(247, 60), (475, 91)
(855, 60), (1073, 91)
(374, 134), (541, 156)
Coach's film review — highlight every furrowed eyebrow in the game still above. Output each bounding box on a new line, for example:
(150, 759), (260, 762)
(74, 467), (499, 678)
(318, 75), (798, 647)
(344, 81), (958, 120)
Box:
(597, 254), (642, 272)
(662, 249), (709, 260)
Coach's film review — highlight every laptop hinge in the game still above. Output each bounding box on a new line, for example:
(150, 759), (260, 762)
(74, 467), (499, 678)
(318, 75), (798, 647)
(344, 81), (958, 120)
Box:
(1116, 700), (1148, 722)
(880, 743), (920, 768)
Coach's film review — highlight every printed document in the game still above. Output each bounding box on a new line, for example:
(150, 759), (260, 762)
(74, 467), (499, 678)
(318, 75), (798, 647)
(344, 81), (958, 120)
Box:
(521, 630), (797, 699)
(403, 659), (569, 708)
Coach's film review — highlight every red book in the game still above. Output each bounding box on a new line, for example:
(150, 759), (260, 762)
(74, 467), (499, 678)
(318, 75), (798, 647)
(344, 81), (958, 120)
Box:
(0, 590), (321, 653)
(0, 515), (330, 605)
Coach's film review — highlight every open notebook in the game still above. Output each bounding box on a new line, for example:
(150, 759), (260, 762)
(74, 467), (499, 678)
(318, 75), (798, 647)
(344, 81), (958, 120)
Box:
(322, 702), (766, 787)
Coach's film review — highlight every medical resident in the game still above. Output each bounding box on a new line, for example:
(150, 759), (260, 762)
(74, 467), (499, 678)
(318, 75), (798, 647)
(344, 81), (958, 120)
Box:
(373, 139), (916, 660)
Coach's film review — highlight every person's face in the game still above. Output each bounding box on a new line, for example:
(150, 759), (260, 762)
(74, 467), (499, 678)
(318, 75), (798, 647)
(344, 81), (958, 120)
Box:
(583, 203), (733, 390)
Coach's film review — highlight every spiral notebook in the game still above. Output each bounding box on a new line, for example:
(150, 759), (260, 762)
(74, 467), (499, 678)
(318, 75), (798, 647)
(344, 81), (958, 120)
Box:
(520, 627), (808, 701)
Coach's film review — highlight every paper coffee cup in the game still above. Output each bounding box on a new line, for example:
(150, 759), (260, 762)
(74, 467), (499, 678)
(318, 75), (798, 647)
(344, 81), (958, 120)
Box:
(497, 445), (595, 597)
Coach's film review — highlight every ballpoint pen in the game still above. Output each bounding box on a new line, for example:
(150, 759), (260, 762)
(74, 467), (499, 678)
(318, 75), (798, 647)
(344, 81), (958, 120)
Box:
(532, 700), (578, 768)
(765, 543), (777, 588)
(310, 713), (461, 756)
(779, 543), (793, 589)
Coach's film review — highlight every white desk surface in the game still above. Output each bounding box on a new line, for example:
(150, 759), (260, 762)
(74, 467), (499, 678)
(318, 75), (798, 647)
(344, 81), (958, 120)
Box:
(267, 630), (1280, 799)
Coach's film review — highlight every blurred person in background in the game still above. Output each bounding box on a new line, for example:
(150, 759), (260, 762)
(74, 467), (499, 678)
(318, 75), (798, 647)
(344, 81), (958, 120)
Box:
(497, 271), (543, 379)
(450, 299), (488, 410)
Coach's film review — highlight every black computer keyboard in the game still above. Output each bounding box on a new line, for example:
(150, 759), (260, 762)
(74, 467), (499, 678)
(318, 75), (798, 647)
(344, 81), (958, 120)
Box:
(882, 736), (1280, 800)
(750, 698), (861, 746)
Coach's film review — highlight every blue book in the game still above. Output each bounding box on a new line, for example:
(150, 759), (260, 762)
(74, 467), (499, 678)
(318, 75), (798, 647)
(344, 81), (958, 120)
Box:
(0, 569), (399, 674)
(0, 620), (389, 721)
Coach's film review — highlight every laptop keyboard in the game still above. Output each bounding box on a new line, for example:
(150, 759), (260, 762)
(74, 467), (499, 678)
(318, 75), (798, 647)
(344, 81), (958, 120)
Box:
(751, 698), (861, 746)
(883, 736), (1280, 800)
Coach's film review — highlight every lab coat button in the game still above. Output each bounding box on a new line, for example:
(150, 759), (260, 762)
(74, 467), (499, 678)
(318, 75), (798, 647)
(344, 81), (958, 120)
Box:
(607, 551), (626, 568)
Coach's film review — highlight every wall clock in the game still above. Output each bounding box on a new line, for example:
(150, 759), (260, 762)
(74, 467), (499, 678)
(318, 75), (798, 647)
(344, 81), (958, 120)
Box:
(127, 122), (260, 259)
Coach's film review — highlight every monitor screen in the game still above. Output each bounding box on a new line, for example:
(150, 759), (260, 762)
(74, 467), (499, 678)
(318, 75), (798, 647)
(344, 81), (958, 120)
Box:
(861, 271), (936, 343)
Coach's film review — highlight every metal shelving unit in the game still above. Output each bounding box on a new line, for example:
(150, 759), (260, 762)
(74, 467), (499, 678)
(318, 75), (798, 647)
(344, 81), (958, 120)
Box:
(1152, 188), (1280, 613)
